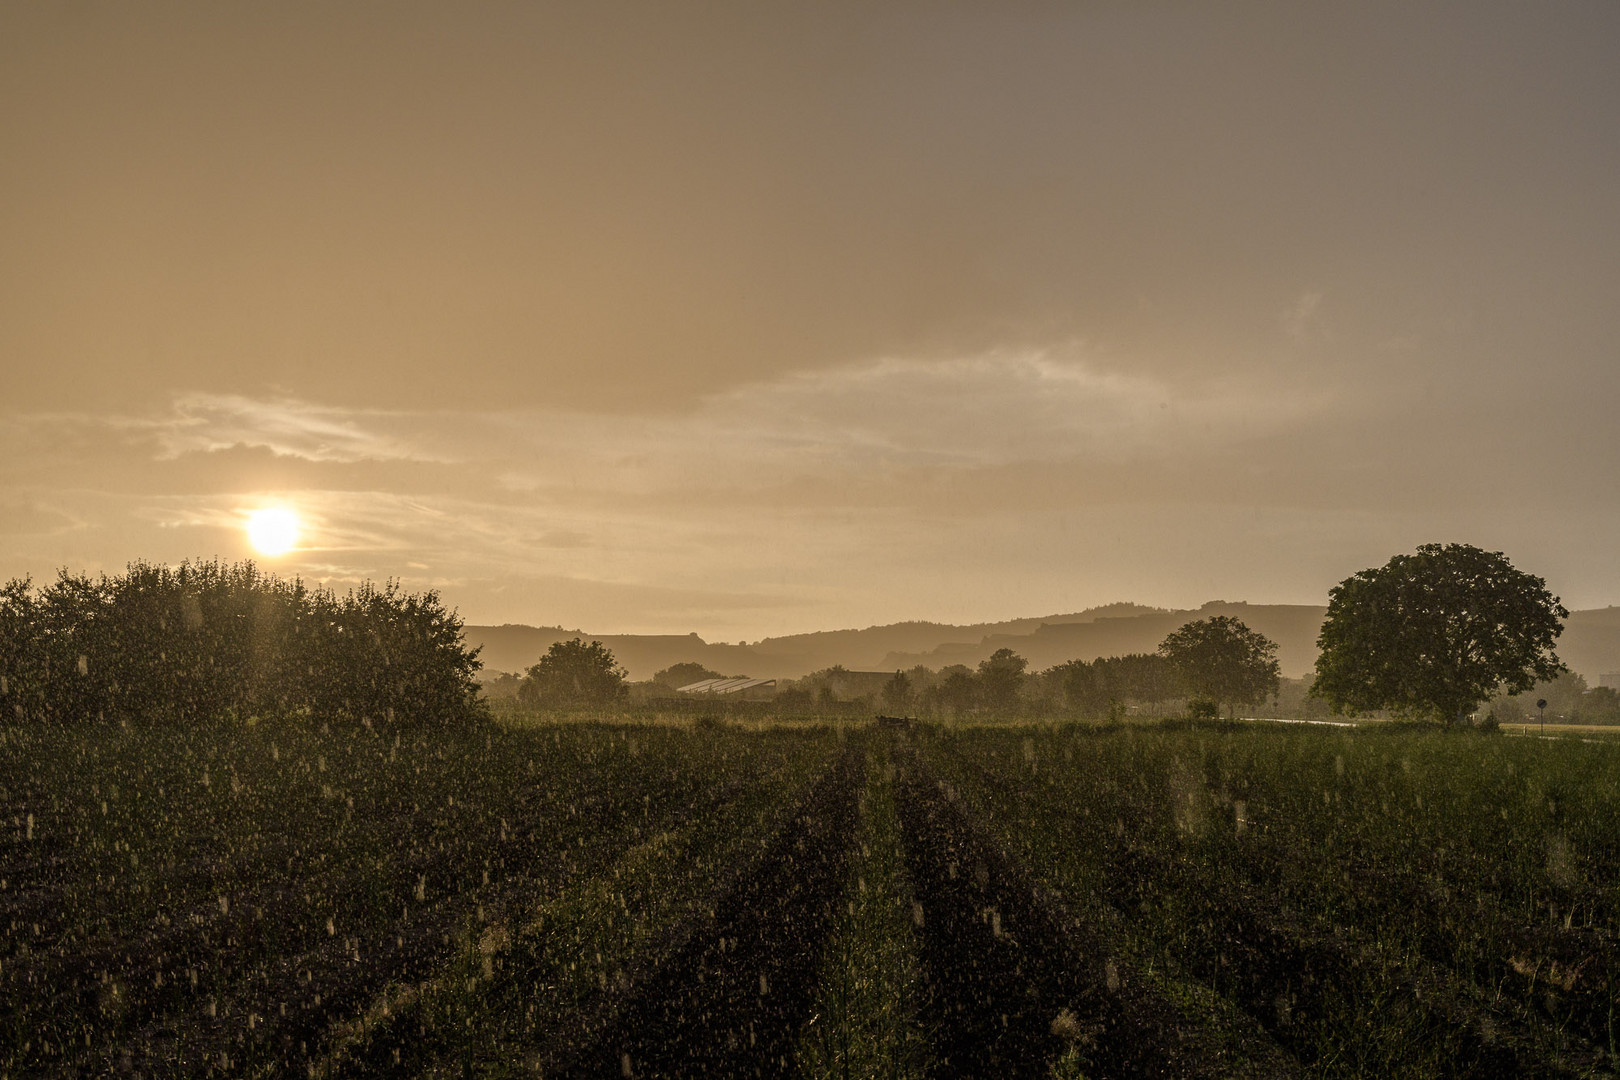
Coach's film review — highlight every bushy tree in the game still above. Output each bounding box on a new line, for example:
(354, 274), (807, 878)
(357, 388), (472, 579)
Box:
(1313, 543), (1567, 725)
(1055, 653), (1178, 717)
(927, 665), (978, 716)
(880, 670), (914, 713)
(653, 661), (727, 688)
(519, 638), (627, 708)
(977, 648), (1028, 711)
(320, 579), (485, 725)
(0, 577), (42, 720)
(0, 560), (485, 726)
(1159, 616), (1280, 718)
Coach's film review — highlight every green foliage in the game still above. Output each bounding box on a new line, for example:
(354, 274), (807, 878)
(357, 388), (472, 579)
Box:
(976, 647), (1028, 711)
(1158, 615), (1280, 717)
(795, 734), (930, 1078)
(1187, 697), (1221, 721)
(0, 560), (484, 726)
(653, 661), (728, 688)
(926, 665), (978, 716)
(0, 717), (834, 1076)
(881, 670), (914, 713)
(1488, 672), (1620, 725)
(518, 637), (628, 707)
(1313, 543), (1568, 725)
(479, 670), (525, 700)
(930, 724), (1620, 1076)
(9, 712), (1620, 1075)
(1053, 653), (1177, 717)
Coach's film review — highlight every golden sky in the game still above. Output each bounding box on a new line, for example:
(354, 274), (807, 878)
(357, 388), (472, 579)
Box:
(3, 3), (1618, 635)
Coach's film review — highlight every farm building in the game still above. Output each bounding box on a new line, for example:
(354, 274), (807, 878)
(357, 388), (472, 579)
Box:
(676, 677), (778, 701)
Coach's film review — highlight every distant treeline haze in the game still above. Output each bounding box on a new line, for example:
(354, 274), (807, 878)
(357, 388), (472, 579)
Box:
(0, 560), (484, 725)
(615, 650), (1210, 720)
(786, 652), (1196, 719)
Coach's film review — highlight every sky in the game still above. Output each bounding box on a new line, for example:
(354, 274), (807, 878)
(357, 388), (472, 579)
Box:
(3, 2), (1618, 637)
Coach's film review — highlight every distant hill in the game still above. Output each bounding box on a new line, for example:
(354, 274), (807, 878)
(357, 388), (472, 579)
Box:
(878, 601), (1329, 678)
(464, 602), (1166, 681)
(464, 602), (1620, 684)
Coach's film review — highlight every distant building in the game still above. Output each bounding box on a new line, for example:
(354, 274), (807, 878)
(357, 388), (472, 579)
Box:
(676, 677), (778, 701)
(1599, 673), (1620, 691)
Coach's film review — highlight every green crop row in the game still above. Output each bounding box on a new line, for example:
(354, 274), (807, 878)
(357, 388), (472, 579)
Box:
(0, 716), (841, 1078)
(794, 730), (932, 1079)
(924, 722), (1620, 1077)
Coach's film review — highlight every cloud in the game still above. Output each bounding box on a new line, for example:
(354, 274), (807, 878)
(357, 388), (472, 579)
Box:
(47, 349), (1321, 508)
(147, 393), (427, 463)
(485, 349), (1330, 501)
(701, 351), (1242, 464)
(0, 349), (1335, 571)
(0, 500), (79, 536)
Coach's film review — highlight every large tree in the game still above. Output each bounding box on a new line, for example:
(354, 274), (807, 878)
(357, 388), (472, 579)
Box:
(1312, 543), (1567, 725)
(977, 647), (1029, 711)
(519, 638), (627, 707)
(928, 665), (978, 716)
(1159, 616), (1280, 717)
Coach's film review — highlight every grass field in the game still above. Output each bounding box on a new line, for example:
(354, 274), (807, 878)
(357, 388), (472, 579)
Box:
(4, 714), (1617, 1078)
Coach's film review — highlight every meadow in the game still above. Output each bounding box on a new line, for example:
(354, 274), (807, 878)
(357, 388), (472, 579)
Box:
(3, 713), (1617, 1078)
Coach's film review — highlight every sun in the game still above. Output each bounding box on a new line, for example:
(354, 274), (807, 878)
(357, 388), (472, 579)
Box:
(246, 507), (301, 556)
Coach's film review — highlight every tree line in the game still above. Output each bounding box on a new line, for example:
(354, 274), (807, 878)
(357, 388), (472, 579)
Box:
(16, 542), (1561, 728)
(0, 560), (485, 726)
(511, 616), (1284, 720)
(508, 543), (1573, 728)
(866, 614), (1283, 719)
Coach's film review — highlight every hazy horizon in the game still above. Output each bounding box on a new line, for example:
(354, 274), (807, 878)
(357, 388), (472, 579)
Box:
(5, 3), (1619, 639)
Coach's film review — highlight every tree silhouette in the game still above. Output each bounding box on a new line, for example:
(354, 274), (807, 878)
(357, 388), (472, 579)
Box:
(0, 560), (485, 726)
(977, 648), (1028, 712)
(881, 670), (913, 713)
(1313, 543), (1567, 725)
(519, 638), (628, 708)
(1159, 616), (1280, 718)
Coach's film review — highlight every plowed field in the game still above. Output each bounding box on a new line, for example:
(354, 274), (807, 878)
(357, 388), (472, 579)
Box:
(4, 718), (1617, 1078)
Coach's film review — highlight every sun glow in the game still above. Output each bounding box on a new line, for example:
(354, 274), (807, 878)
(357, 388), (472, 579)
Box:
(246, 507), (300, 556)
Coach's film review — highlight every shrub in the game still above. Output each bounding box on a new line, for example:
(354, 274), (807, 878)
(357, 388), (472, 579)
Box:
(0, 560), (485, 727)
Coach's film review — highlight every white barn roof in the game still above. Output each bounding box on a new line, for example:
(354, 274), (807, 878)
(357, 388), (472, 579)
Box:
(675, 677), (777, 695)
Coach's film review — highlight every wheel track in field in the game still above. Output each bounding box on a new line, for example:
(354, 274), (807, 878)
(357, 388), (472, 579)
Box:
(892, 743), (1298, 1080)
(951, 753), (1613, 1079)
(316, 767), (778, 1079)
(543, 738), (866, 1080)
(1236, 819), (1620, 1057)
(21, 770), (759, 1079)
